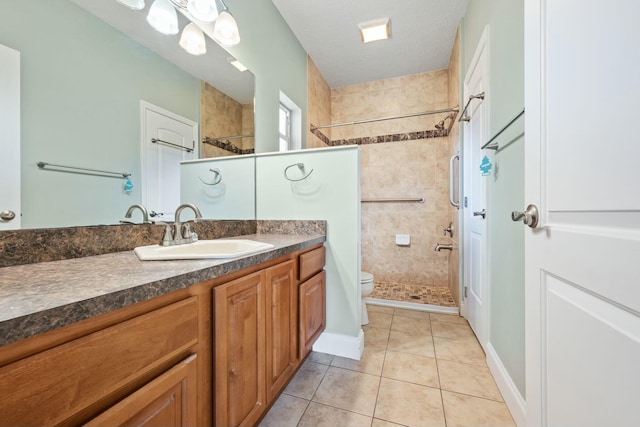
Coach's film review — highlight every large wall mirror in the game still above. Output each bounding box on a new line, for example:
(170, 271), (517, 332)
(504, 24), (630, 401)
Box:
(0, 0), (255, 230)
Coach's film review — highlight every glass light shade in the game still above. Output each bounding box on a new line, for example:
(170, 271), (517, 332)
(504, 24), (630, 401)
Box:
(179, 23), (207, 55)
(116, 0), (146, 10)
(186, 0), (218, 22)
(146, 0), (179, 35)
(212, 11), (240, 46)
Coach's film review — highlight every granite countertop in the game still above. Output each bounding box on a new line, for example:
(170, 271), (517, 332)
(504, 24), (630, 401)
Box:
(0, 233), (325, 347)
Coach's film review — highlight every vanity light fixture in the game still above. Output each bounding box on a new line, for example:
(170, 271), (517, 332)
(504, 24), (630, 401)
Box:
(212, 0), (240, 46)
(146, 0), (179, 35)
(180, 23), (207, 55)
(116, 0), (146, 10)
(186, 0), (218, 22)
(358, 18), (391, 43)
(228, 57), (247, 72)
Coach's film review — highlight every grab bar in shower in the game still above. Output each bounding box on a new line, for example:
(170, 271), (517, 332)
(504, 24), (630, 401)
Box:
(361, 198), (424, 203)
(449, 152), (460, 209)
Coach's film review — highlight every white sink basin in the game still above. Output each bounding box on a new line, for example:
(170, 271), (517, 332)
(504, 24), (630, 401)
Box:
(134, 239), (275, 261)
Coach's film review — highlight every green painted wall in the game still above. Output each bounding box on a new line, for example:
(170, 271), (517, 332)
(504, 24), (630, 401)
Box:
(0, 0), (200, 228)
(462, 0), (525, 397)
(224, 0), (308, 153)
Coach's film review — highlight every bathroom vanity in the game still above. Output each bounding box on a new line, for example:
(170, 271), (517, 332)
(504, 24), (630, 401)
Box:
(0, 229), (326, 427)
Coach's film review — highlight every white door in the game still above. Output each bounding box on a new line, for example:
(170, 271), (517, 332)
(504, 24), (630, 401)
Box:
(0, 44), (20, 230)
(525, 1), (640, 426)
(462, 27), (489, 348)
(141, 101), (197, 222)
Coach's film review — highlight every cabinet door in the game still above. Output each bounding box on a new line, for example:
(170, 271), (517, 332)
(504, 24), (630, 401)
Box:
(84, 354), (197, 427)
(299, 271), (326, 359)
(214, 271), (266, 427)
(264, 260), (297, 400)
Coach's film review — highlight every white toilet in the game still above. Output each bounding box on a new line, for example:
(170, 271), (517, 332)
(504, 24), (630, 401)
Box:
(361, 271), (374, 325)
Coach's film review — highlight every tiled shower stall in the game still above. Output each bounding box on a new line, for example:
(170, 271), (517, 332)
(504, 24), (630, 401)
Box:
(307, 28), (461, 309)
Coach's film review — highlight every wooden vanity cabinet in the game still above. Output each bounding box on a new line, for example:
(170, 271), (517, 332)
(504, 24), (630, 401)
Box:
(213, 260), (298, 427)
(213, 245), (326, 427)
(84, 354), (198, 427)
(213, 271), (267, 427)
(298, 246), (326, 359)
(0, 294), (200, 427)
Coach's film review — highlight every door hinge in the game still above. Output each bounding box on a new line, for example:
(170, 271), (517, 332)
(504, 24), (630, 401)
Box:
(464, 196), (468, 208)
(464, 286), (468, 298)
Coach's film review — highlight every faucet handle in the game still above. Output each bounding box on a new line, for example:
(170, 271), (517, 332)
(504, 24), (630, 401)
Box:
(157, 223), (174, 246)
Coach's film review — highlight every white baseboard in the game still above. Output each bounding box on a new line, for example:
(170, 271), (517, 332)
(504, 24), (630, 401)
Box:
(312, 329), (364, 360)
(486, 343), (526, 427)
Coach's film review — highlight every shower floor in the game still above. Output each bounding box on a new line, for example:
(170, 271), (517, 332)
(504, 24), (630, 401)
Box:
(369, 281), (457, 307)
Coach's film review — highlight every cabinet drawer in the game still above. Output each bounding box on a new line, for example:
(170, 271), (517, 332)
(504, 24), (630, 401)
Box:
(298, 246), (325, 282)
(0, 297), (199, 426)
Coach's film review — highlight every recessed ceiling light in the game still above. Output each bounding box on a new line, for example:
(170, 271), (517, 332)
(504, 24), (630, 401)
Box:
(358, 18), (391, 43)
(228, 57), (248, 72)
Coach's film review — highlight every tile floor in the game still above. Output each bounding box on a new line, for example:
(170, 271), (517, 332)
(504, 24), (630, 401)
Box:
(259, 305), (515, 427)
(370, 282), (457, 307)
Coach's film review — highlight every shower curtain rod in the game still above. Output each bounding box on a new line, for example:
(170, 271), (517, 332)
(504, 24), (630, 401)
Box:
(312, 107), (459, 130)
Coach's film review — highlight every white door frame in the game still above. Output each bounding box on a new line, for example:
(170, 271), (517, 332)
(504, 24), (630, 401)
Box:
(461, 26), (490, 348)
(0, 43), (21, 230)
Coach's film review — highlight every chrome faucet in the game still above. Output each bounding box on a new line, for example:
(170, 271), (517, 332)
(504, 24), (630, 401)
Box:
(121, 204), (151, 224)
(159, 203), (203, 246)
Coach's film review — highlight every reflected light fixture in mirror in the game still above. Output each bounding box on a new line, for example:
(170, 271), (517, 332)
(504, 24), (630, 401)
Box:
(213, 0), (240, 46)
(180, 23), (207, 55)
(187, 0), (218, 22)
(146, 0), (179, 35)
(116, 0), (146, 10)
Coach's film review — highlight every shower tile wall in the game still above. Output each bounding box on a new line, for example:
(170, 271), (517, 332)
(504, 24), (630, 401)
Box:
(307, 57), (332, 149)
(331, 71), (452, 289)
(200, 81), (254, 157)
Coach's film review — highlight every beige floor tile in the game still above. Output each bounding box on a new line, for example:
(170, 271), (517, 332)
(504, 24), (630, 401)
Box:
(258, 394), (309, 427)
(437, 359), (503, 401)
(382, 351), (439, 388)
(298, 402), (373, 427)
(313, 367), (381, 416)
(433, 336), (486, 366)
(372, 418), (406, 427)
(375, 378), (445, 427)
(367, 304), (395, 315)
(442, 390), (516, 427)
(331, 347), (386, 376)
(363, 325), (390, 351)
(387, 329), (435, 358)
(307, 351), (335, 366)
(283, 360), (329, 400)
(391, 315), (431, 334)
(431, 321), (476, 340)
(393, 308), (431, 319)
(430, 313), (468, 325)
(367, 311), (393, 330)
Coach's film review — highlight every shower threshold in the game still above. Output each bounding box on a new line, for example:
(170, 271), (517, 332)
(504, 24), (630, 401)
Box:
(366, 281), (459, 314)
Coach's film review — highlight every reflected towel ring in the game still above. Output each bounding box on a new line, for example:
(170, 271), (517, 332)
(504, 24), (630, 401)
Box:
(284, 162), (314, 182)
(199, 168), (222, 185)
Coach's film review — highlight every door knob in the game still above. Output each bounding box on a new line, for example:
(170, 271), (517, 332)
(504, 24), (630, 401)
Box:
(511, 204), (539, 228)
(473, 209), (486, 219)
(0, 210), (16, 221)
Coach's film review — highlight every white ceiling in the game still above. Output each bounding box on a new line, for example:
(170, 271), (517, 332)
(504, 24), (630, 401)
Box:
(272, 0), (469, 88)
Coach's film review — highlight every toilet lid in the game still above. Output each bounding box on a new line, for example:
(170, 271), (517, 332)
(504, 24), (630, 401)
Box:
(361, 271), (374, 283)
